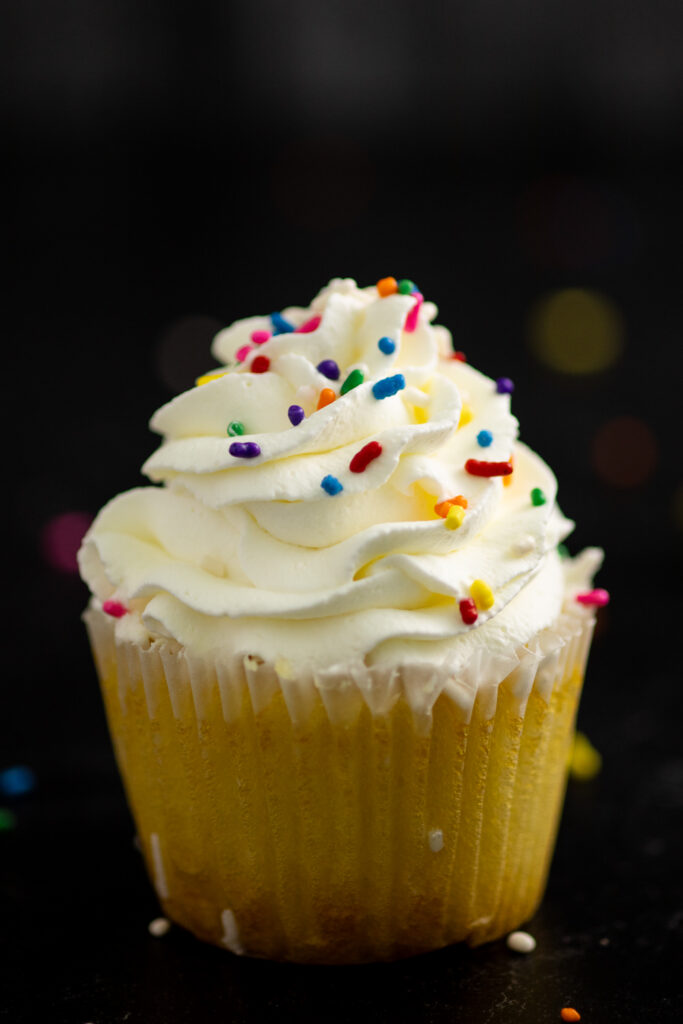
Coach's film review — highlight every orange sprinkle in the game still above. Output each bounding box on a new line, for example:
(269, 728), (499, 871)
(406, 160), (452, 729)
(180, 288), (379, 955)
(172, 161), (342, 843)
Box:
(317, 387), (336, 410)
(503, 455), (515, 487)
(560, 1010), (581, 1022)
(434, 495), (468, 518)
(376, 276), (398, 297)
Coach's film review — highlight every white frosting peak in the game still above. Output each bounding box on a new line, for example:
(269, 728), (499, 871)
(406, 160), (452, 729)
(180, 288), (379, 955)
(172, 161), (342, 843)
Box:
(79, 278), (598, 673)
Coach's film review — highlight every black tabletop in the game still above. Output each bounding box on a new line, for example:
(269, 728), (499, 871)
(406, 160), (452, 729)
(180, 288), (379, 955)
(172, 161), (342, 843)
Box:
(4, 2), (683, 1020)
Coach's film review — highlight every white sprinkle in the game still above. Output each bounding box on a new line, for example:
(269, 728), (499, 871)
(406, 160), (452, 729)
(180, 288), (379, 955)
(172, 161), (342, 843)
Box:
(512, 535), (536, 556)
(506, 930), (536, 953)
(428, 828), (444, 852)
(148, 917), (171, 937)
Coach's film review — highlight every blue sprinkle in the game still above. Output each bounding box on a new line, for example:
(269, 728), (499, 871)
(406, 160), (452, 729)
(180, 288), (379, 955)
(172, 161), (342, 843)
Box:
(288, 404), (305, 426)
(372, 373), (406, 400)
(477, 429), (493, 447)
(316, 359), (340, 381)
(378, 336), (396, 355)
(270, 312), (295, 335)
(321, 474), (343, 495)
(229, 441), (261, 458)
(0, 765), (36, 798)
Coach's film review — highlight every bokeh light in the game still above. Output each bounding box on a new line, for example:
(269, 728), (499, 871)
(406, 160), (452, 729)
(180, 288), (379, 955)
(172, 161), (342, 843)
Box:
(40, 511), (93, 573)
(528, 288), (624, 374)
(591, 415), (658, 488)
(673, 483), (683, 532)
(155, 315), (224, 394)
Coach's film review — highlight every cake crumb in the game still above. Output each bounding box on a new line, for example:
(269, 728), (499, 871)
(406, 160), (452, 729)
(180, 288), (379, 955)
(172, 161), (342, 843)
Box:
(148, 917), (171, 937)
(506, 930), (536, 953)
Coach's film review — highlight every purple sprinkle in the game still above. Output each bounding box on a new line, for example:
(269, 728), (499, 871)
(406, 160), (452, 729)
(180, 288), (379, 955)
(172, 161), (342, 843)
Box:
(288, 404), (305, 426)
(496, 377), (515, 395)
(229, 441), (261, 459)
(317, 359), (340, 381)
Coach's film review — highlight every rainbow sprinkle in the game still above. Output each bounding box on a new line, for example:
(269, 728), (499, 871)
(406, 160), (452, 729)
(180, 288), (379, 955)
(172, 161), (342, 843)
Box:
(287, 405), (305, 426)
(321, 475), (343, 496)
(317, 359), (340, 381)
(530, 487), (546, 506)
(229, 441), (261, 459)
(445, 505), (465, 530)
(376, 277), (398, 296)
(459, 598), (478, 625)
(378, 336), (396, 355)
(575, 588), (610, 607)
(496, 377), (515, 394)
(470, 579), (494, 610)
(397, 279), (417, 295)
(340, 368), (364, 395)
(102, 599), (127, 618)
(465, 458), (513, 477)
(250, 355), (270, 373)
(227, 421), (245, 436)
(372, 373), (405, 400)
(270, 312), (294, 335)
(350, 441), (382, 473)
(477, 430), (493, 447)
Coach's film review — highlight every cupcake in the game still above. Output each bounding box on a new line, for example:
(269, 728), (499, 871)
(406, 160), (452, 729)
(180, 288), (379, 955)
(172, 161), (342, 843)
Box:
(78, 276), (607, 964)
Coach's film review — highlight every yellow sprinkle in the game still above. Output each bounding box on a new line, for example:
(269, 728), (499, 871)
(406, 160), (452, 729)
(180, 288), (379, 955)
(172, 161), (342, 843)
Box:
(470, 579), (494, 610)
(445, 505), (465, 530)
(459, 404), (473, 427)
(569, 731), (602, 781)
(195, 370), (228, 387)
(412, 404), (428, 424)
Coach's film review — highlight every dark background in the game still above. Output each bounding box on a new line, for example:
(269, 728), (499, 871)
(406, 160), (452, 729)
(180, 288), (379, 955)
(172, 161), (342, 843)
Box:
(2, 2), (682, 1021)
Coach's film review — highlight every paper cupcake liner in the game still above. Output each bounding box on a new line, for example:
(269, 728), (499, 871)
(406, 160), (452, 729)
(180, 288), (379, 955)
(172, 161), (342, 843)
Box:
(84, 604), (595, 963)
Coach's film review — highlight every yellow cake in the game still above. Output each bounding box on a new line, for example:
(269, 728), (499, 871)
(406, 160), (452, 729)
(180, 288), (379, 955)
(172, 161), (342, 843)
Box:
(78, 276), (605, 963)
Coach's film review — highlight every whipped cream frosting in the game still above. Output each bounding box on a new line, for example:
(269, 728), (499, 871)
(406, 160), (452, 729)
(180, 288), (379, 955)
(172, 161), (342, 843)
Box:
(79, 278), (601, 674)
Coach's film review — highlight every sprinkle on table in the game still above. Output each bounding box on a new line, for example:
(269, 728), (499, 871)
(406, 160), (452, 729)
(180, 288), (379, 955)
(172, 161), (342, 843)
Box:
(434, 495), (468, 517)
(496, 376), (515, 394)
(470, 579), (494, 610)
(102, 599), (128, 618)
(397, 279), (417, 295)
(287, 405), (305, 426)
(506, 931), (536, 953)
(321, 474), (343, 496)
(270, 312), (295, 334)
(229, 441), (261, 459)
(459, 598), (478, 625)
(0, 808), (16, 832)
(227, 421), (245, 436)
(560, 1010), (581, 1022)
(295, 315), (321, 334)
(376, 276), (398, 297)
(372, 373), (406, 400)
(317, 387), (336, 410)
(148, 917), (171, 938)
(250, 330), (271, 344)
(576, 588), (610, 607)
(350, 441), (382, 473)
(445, 505), (465, 530)
(317, 359), (340, 381)
(0, 765), (37, 797)
(250, 355), (270, 374)
(340, 368), (364, 395)
(530, 487), (546, 506)
(235, 344), (253, 363)
(378, 336), (396, 355)
(465, 458), (514, 477)
(404, 292), (423, 333)
(476, 429), (493, 447)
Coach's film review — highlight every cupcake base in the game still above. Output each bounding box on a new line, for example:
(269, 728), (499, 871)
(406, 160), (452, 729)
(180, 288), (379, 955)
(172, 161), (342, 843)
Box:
(85, 606), (594, 964)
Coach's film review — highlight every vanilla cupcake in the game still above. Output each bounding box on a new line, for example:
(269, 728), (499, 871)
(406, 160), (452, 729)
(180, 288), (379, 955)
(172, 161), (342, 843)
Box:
(78, 277), (606, 963)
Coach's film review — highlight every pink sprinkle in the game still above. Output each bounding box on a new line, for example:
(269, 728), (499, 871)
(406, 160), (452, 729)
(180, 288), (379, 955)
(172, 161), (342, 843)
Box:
(404, 292), (423, 333)
(235, 344), (253, 362)
(250, 330), (271, 345)
(296, 315), (322, 334)
(576, 588), (610, 607)
(103, 599), (128, 618)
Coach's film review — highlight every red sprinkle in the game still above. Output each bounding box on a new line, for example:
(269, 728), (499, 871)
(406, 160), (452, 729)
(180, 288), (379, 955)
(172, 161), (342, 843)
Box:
(296, 315), (322, 334)
(250, 355), (271, 373)
(404, 292), (423, 333)
(350, 441), (383, 473)
(452, 351), (467, 362)
(465, 458), (514, 477)
(576, 588), (610, 607)
(103, 599), (127, 619)
(459, 598), (478, 625)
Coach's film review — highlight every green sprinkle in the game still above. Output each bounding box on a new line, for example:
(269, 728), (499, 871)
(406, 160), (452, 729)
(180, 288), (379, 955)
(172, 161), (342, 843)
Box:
(0, 808), (16, 832)
(397, 279), (417, 295)
(340, 368), (364, 395)
(531, 487), (547, 507)
(557, 543), (569, 558)
(227, 421), (245, 436)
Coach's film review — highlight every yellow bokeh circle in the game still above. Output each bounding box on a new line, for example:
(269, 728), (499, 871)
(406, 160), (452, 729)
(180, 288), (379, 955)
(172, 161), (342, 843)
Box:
(528, 288), (624, 374)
